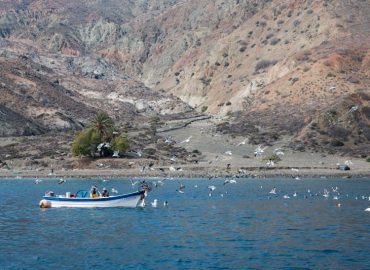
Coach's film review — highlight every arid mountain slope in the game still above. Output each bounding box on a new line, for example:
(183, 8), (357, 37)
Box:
(0, 0), (369, 155)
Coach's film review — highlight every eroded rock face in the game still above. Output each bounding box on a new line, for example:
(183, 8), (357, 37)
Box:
(0, 0), (369, 154)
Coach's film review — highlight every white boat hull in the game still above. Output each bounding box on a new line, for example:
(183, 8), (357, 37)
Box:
(41, 191), (145, 208)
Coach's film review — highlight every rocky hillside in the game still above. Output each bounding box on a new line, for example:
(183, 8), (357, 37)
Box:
(0, 0), (369, 155)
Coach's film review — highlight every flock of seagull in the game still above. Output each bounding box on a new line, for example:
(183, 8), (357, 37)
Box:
(33, 175), (370, 211)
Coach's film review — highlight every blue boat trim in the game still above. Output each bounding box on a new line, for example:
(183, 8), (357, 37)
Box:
(43, 190), (144, 202)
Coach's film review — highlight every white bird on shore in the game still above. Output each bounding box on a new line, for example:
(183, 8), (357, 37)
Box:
(180, 136), (192, 144)
(224, 150), (232, 156)
(254, 145), (267, 157)
(165, 136), (174, 144)
(344, 160), (353, 166)
(111, 188), (118, 194)
(266, 160), (275, 167)
(170, 156), (177, 162)
(151, 199), (158, 207)
(273, 148), (285, 156)
(291, 168), (299, 172)
(237, 138), (247, 146)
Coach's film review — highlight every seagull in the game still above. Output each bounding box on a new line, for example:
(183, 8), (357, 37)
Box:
(180, 136), (192, 144)
(266, 160), (275, 167)
(254, 145), (267, 157)
(323, 189), (330, 198)
(283, 194), (290, 199)
(58, 178), (66, 184)
(273, 148), (285, 156)
(291, 168), (299, 172)
(365, 208), (370, 212)
(344, 160), (353, 166)
(165, 136), (174, 144)
(293, 192), (297, 197)
(151, 199), (158, 207)
(236, 138), (247, 146)
(163, 200), (169, 206)
(34, 178), (42, 184)
(208, 185), (216, 197)
(224, 150), (232, 156)
(130, 179), (139, 187)
(269, 187), (277, 194)
(177, 183), (185, 193)
(348, 105), (358, 113)
(224, 179), (237, 185)
(169, 166), (176, 172)
(111, 188), (118, 194)
(208, 185), (216, 191)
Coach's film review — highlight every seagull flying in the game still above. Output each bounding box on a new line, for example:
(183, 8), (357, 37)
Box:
(34, 178), (42, 184)
(180, 136), (192, 144)
(237, 138), (247, 146)
(58, 178), (66, 184)
(177, 183), (185, 193)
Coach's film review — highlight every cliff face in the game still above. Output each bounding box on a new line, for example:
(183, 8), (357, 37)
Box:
(0, 0), (369, 154)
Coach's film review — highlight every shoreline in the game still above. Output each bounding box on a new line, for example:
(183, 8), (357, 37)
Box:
(1, 166), (369, 179)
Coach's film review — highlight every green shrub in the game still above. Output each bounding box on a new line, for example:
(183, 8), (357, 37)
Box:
(262, 154), (281, 162)
(111, 135), (129, 153)
(71, 128), (101, 157)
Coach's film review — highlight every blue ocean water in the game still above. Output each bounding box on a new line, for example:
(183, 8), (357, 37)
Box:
(0, 177), (369, 270)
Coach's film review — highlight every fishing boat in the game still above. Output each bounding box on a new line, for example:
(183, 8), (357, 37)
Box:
(39, 189), (146, 208)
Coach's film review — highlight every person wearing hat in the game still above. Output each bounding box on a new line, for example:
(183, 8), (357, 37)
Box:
(101, 187), (109, 197)
(90, 185), (98, 198)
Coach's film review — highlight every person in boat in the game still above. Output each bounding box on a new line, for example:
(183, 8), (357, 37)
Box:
(101, 187), (109, 197)
(90, 185), (98, 198)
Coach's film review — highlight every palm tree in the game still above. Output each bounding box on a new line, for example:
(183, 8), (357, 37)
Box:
(92, 112), (114, 138)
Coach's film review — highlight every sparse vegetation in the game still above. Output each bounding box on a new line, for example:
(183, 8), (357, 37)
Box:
(263, 154), (281, 162)
(255, 60), (277, 72)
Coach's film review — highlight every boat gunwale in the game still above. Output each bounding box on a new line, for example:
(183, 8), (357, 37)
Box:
(43, 190), (145, 202)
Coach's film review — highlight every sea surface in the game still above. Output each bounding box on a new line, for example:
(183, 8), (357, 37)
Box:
(0, 177), (369, 270)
